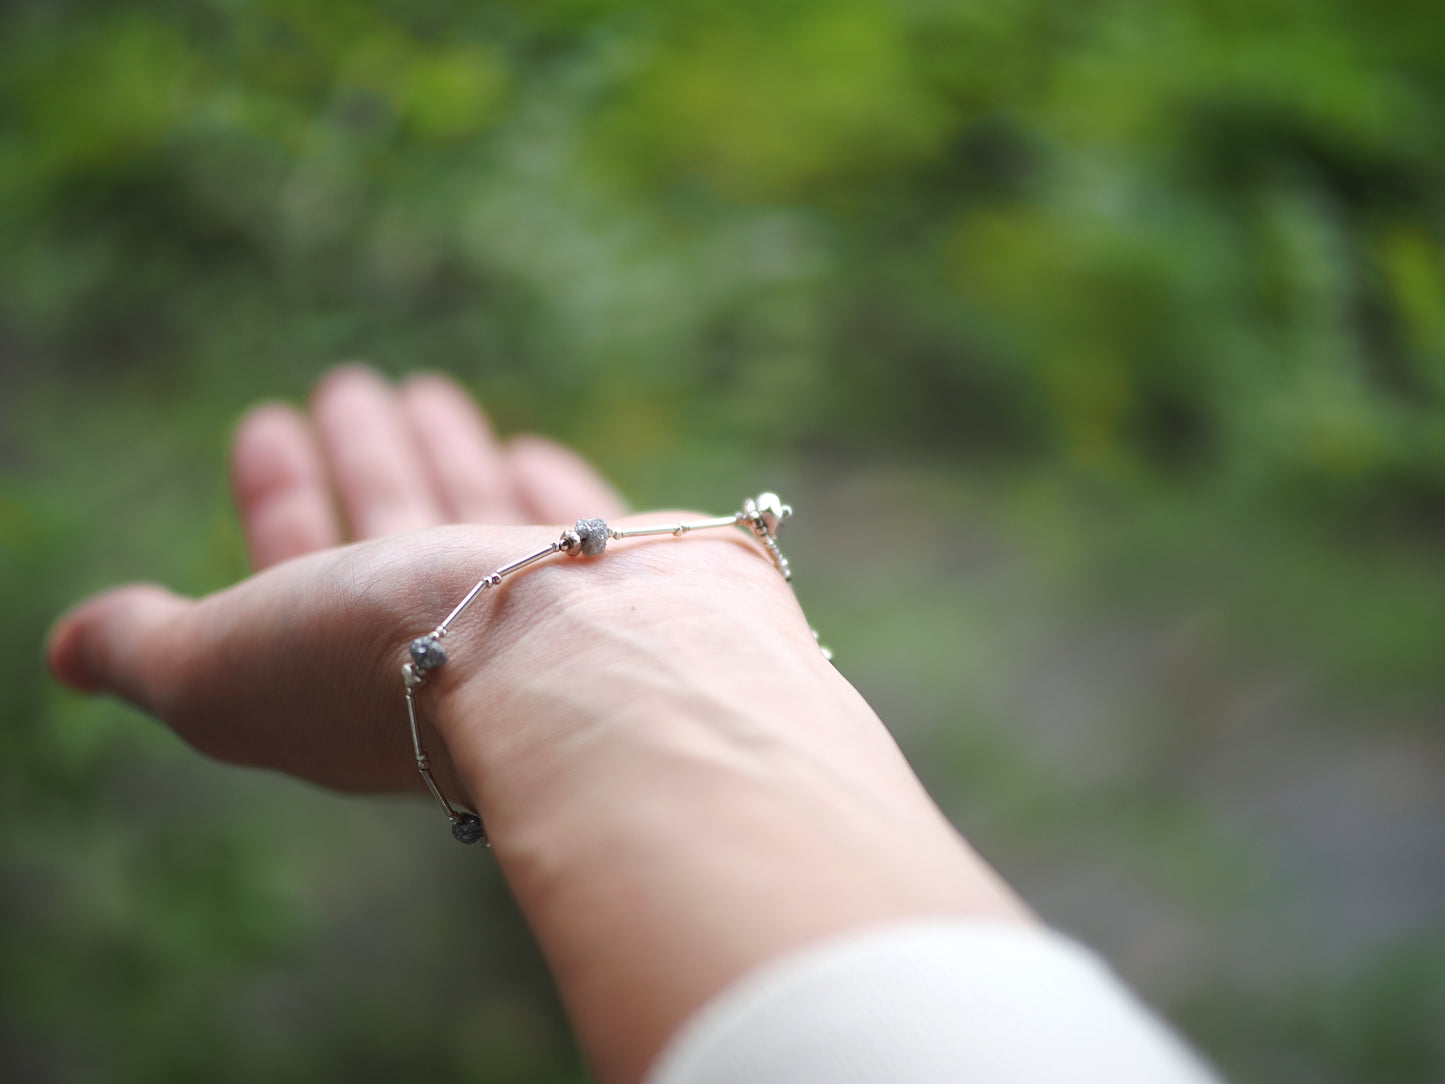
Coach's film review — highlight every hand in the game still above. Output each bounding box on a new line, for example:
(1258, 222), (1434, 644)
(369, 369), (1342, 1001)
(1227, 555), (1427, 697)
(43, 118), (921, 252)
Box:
(45, 365), (638, 794)
(45, 362), (822, 803)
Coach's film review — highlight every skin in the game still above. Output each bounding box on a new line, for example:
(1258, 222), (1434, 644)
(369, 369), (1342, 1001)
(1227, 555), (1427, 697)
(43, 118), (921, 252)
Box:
(48, 366), (1031, 1084)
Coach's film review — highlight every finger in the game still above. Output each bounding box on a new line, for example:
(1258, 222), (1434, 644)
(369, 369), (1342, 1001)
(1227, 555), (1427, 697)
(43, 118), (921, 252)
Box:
(230, 402), (343, 570)
(505, 435), (629, 524)
(311, 365), (445, 538)
(47, 585), (194, 713)
(399, 373), (527, 523)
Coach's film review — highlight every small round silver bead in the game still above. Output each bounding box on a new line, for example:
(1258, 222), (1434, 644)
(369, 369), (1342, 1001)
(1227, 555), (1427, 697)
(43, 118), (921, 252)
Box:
(758, 493), (791, 538)
(402, 662), (428, 688)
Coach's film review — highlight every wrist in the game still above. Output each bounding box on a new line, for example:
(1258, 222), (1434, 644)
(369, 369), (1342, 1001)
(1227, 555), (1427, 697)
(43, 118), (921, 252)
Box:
(416, 523), (1029, 1082)
(426, 521), (832, 824)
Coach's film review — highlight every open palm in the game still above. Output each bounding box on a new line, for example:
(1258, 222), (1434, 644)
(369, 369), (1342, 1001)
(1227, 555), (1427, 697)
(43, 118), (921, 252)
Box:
(47, 367), (628, 794)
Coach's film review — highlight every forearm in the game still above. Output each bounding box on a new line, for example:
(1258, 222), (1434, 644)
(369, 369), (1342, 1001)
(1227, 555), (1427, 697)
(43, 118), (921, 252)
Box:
(51, 502), (1028, 1084)
(48, 369), (1215, 1084)
(50, 369), (1217, 1084)
(430, 536), (1030, 1082)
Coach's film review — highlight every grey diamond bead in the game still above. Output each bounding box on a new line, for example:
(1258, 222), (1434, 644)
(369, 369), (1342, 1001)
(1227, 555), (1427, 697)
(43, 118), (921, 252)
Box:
(574, 517), (610, 557)
(409, 636), (448, 671)
(451, 813), (488, 845)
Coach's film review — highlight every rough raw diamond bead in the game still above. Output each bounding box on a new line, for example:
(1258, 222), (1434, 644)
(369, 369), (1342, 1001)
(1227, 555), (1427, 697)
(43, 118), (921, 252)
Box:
(574, 518), (610, 557)
(410, 636), (448, 671)
(451, 813), (487, 845)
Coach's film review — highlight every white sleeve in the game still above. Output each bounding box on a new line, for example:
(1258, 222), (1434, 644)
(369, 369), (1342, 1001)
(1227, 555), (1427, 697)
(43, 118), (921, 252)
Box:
(645, 920), (1223, 1084)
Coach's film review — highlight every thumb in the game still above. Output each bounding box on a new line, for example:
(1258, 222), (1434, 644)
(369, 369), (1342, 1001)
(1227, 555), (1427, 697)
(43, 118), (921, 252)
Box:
(47, 584), (194, 712)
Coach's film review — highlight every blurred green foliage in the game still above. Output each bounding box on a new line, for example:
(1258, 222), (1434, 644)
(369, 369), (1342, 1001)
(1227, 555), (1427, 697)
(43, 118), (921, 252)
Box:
(6, 0), (1445, 510)
(2, 1), (1444, 1082)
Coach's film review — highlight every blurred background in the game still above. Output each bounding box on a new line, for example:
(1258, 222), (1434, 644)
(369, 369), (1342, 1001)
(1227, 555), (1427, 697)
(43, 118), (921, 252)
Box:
(2, 1), (1443, 1081)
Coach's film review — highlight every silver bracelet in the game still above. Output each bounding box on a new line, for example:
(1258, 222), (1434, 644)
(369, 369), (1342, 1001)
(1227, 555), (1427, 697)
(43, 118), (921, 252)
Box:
(400, 493), (828, 846)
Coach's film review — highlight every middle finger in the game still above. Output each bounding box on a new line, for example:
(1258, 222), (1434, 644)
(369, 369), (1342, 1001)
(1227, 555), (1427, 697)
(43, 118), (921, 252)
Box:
(312, 365), (446, 539)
